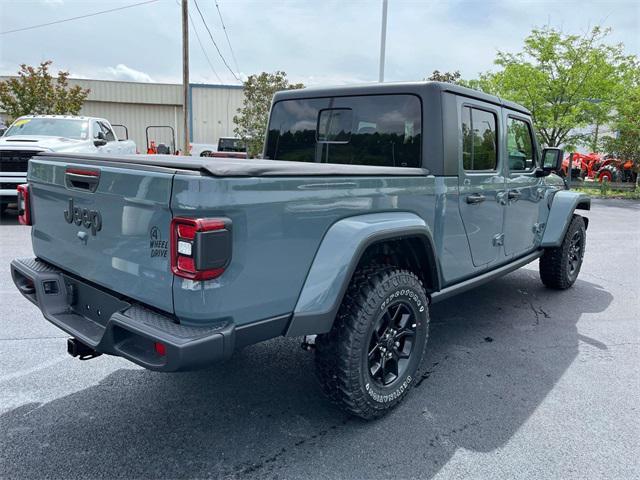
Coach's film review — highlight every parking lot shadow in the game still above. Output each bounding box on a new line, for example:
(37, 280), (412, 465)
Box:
(0, 207), (19, 226)
(0, 269), (613, 479)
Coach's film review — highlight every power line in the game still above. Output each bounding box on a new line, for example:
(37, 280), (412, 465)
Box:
(0, 0), (159, 35)
(214, 0), (241, 76)
(189, 11), (223, 83)
(192, 0), (241, 83)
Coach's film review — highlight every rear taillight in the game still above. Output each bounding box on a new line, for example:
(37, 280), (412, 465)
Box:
(171, 217), (231, 280)
(16, 184), (31, 225)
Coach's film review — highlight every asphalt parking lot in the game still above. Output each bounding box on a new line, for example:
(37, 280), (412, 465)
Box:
(1, 199), (638, 480)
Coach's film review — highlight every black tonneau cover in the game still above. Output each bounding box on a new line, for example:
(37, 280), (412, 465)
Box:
(36, 153), (429, 177)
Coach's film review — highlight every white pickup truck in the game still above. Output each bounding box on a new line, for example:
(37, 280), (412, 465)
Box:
(0, 115), (136, 205)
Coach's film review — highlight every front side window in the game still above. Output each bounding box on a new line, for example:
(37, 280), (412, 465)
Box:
(92, 121), (102, 139)
(265, 94), (422, 168)
(507, 117), (535, 171)
(462, 106), (498, 171)
(99, 122), (116, 142)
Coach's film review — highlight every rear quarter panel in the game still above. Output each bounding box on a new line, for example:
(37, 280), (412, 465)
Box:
(170, 174), (469, 327)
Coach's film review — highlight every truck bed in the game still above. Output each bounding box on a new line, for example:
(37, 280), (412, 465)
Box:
(39, 153), (429, 177)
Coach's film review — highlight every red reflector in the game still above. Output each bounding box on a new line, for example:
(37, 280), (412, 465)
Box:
(177, 223), (197, 240)
(154, 342), (166, 356)
(177, 255), (196, 273)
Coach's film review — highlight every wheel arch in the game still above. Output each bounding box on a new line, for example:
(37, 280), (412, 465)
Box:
(285, 212), (441, 337)
(541, 190), (590, 248)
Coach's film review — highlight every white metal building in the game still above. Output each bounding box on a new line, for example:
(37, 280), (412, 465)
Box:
(0, 78), (244, 151)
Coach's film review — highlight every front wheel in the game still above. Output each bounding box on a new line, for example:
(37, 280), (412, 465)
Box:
(315, 266), (430, 420)
(539, 215), (586, 289)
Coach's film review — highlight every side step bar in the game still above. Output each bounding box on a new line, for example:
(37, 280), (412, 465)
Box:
(430, 250), (543, 303)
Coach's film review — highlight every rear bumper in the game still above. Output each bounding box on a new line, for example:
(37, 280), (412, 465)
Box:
(10, 257), (235, 371)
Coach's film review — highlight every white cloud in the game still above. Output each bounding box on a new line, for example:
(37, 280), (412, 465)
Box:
(103, 64), (153, 83)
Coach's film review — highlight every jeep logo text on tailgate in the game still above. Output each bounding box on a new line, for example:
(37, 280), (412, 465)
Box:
(64, 198), (102, 236)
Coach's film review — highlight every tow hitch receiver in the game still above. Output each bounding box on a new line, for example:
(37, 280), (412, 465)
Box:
(67, 338), (102, 360)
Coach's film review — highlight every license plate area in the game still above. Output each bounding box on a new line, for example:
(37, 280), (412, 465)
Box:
(63, 274), (129, 326)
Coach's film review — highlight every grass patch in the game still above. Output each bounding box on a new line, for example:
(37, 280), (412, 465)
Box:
(572, 186), (640, 200)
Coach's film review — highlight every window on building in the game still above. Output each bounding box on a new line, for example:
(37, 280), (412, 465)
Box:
(462, 106), (498, 171)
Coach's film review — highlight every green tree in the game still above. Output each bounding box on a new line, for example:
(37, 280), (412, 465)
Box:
(0, 61), (90, 124)
(601, 84), (640, 164)
(470, 27), (637, 149)
(426, 70), (462, 84)
(233, 71), (304, 158)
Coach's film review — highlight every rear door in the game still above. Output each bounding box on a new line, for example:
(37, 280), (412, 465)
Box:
(29, 157), (175, 313)
(503, 114), (543, 257)
(457, 100), (505, 268)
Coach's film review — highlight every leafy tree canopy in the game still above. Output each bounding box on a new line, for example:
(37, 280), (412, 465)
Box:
(0, 61), (90, 124)
(233, 71), (304, 158)
(426, 70), (463, 84)
(601, 83), (640, 164)
(467, 26), (638, 149)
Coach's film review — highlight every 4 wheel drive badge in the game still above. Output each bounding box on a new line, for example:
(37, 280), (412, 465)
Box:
(64, 198), (102, 236)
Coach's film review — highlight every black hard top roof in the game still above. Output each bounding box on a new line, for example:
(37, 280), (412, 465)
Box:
(272, 81), (531, 116)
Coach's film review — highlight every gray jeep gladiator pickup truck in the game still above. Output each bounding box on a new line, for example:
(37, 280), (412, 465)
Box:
(11, 82), (590, 419)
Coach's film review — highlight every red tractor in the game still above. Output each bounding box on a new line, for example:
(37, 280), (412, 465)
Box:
(561, 152), (637, 183)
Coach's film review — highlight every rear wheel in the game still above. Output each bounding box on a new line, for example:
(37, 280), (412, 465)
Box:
(539, 215), (586, 289)
(315, 266), (429, 420)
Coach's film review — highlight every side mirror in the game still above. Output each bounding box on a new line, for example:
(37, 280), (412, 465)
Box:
(94, 131), (107, 147)
(536, 147), (564, 177)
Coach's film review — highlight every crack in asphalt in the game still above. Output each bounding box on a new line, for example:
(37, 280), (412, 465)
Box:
(225, 417), (352, 478)
(528, 301), (550, 325)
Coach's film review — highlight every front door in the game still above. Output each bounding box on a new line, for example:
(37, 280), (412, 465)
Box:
(457, 102), (505, 268)
(503, 114), (543, 257)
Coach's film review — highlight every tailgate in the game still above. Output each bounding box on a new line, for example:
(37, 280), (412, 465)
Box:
(28, 158), (175, 313)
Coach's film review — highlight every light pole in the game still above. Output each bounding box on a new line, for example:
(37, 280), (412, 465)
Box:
(378, 0), (388, 83)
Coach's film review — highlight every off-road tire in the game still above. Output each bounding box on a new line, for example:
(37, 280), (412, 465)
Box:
(539, 215), (586, 290)
(315, 266), (430, 420)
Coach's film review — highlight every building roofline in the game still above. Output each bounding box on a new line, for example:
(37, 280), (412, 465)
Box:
(0, 75), (243, 90)
(64, 77), (243, 89)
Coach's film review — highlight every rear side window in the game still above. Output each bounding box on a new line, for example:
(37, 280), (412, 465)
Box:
(461, 106), (498, 171)
(265, 94), (422, 168)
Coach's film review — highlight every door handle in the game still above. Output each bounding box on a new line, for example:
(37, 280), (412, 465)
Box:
(507, 189), (522, 200)
(466, 193), (486, 204)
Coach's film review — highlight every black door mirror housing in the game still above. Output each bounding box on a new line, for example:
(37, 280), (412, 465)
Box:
(94, 131), (107, 147)
(539, 147), (564, 176)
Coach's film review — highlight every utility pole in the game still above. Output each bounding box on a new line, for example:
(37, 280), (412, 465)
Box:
(181, 0), (190, 154)
(378, 0), (388, 83)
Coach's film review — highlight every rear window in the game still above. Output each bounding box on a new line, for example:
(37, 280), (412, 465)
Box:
(265, 94), (422, 168)
(218, 138), (246, 152)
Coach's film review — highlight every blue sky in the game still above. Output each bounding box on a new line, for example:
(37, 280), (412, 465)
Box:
(1, 0), (638, 86)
